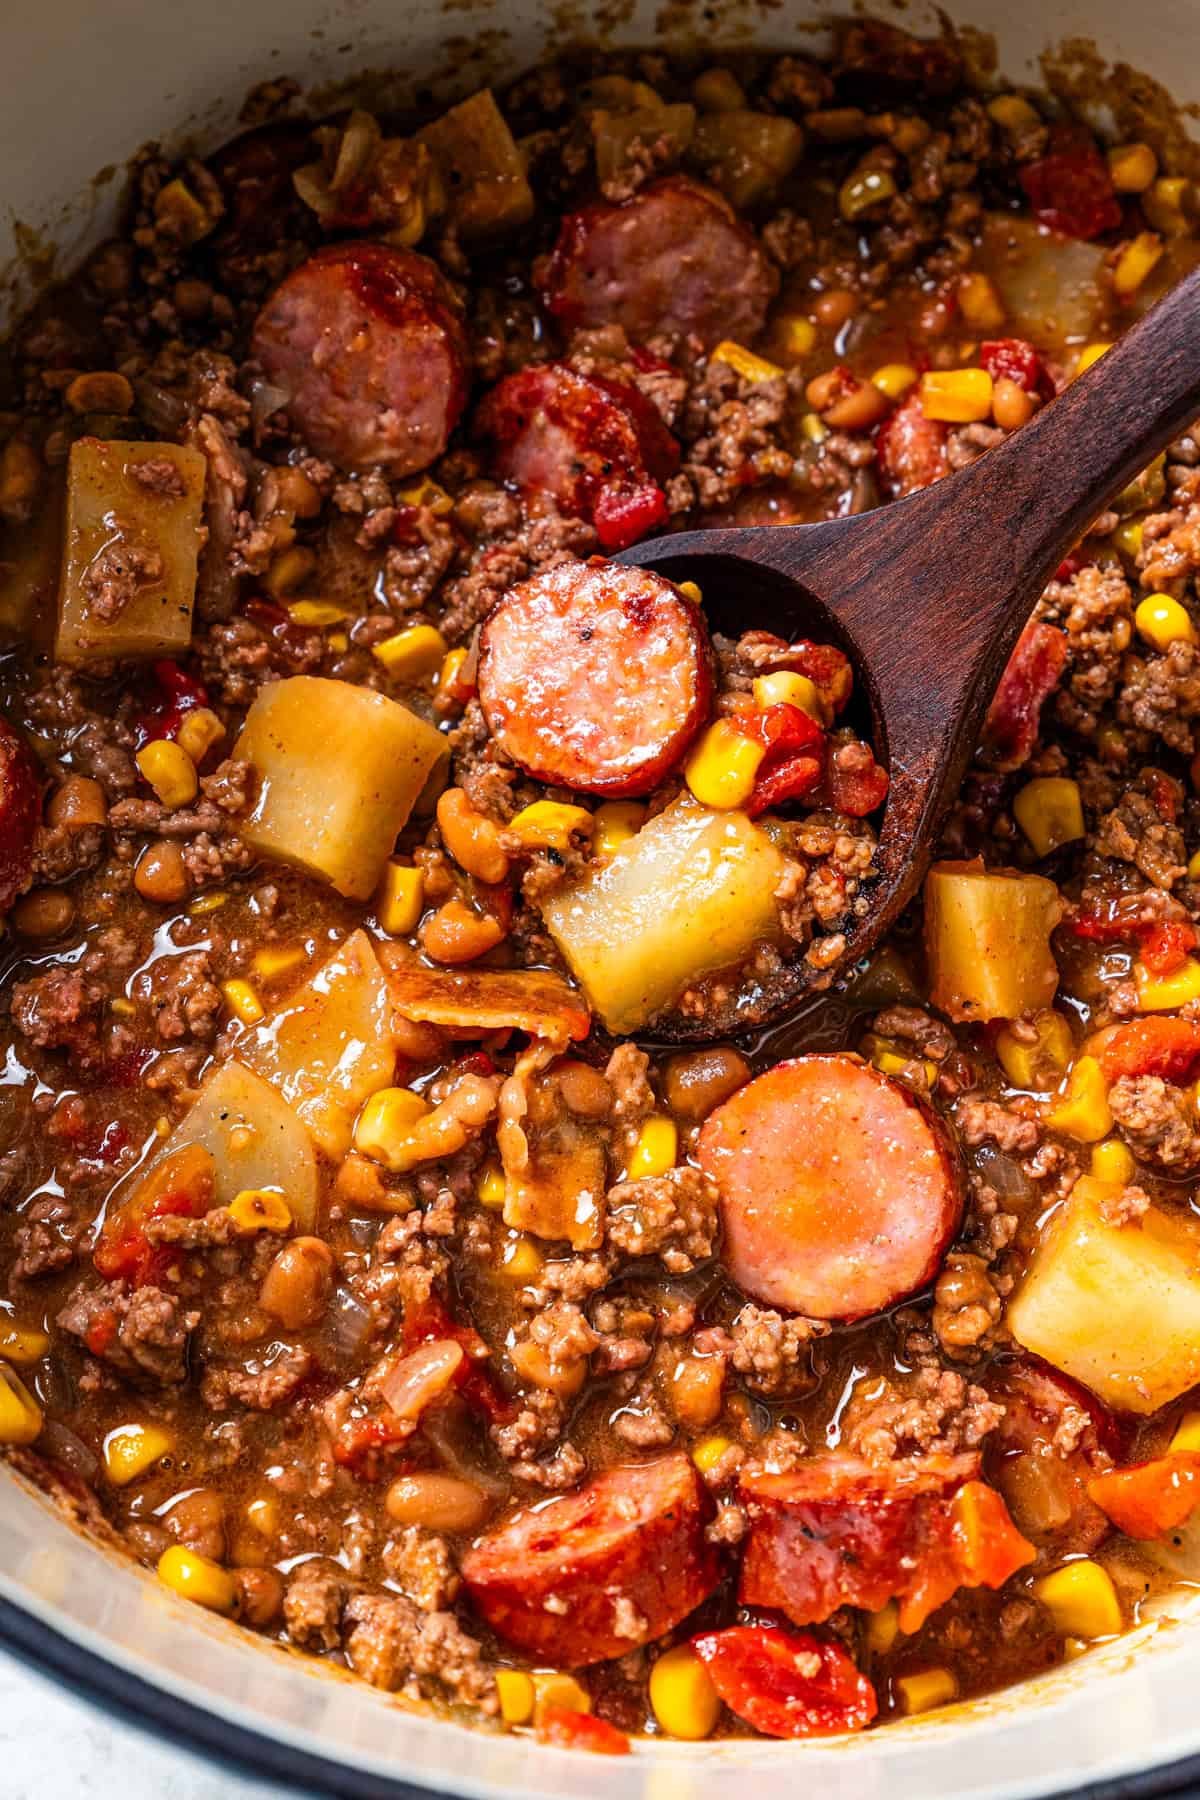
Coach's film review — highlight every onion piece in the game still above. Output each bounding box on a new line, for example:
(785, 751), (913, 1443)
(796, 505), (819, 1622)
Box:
(380, 1338), (464, 1421)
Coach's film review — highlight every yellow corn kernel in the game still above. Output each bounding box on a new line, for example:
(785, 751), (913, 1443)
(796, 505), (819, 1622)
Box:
(109, 997), (135, 1018)
(437, 645), (474, 701)
(752, 670), (829, 724)
(501, 1233), (544, 1281)
(711, 340), (784, 384)
(776, 315), (817, 358)
(1090, 1138), (1136, 1185)
(0, 1363), (42, 1444)
(995, 1009), (1074, 1092)
(897, 1669), (958, 1715)
(1046, 1057), (1112, 1144)
(246, 1495), (280, 1538)
(676, 581), (703, 606)
(988, 94), (1040, 131)
(919, 368), (994, 424)
(396, 477), (454, 516)
(627, 1115), (678, 1181)
(136, 739), (198, 810)
(1108, 143), (1158, 193)
(496, 1669), (536, 1726)
(251, 944), (308, 982)
(0, 1324), (48, 1364)
(1144, 176), (1193, 236)
(102, 1422), (174, 1487)
(174, 707), (225, 765)
(1171, 1410), (1200, 1453)
(156, 1545), (237, 1614)
(871, 362), (919, 400)
(866, 1601), (900, 1655)
(1113, 231), (1164, 298)
(650, 1644), (722, 1740)
(1189, 850), (1200, 880)
(221, 979), (264, 1026)
(1034, 1561), (1122, 1640)
(1012, 776), (1085, 858)
(839, 166), (897, 218)
(509, 800), (595, 853)
(1075, 341), (1112, 377)
(958, 272), (1006, 331)
(593, 801), (645, 859)
(861, 1033), (937, 1086)
(377, 862), (425, 937)
(355, 1088), (430, 1165)
(533, 1672), (591, 1723)
(692, 1434), (733, 1475)
(692, 67), (745, 111)
(800, 410), (829, 444)
(685, 718), (765, 810)
(188, 892), (227, 917)
(372, 623), (449, 679)
(477, 1164), (506, 1211)
(1135, 956), (1200, 1011)
(228, 1189), (291, 1234)
(1112, 519), (1144, 562)
(327, 631), (349, 652)
(1135, 592), (1197, 650)
(287, 599), (351, 628)
(263, 546), (316, 597)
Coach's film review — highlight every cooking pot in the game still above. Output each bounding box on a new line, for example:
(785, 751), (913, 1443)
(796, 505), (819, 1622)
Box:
(3, 0), (1200, 1793)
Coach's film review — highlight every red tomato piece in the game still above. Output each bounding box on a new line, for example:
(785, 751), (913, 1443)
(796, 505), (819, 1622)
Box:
(1018, 129), (1123, 240)
(748, 750), (825, 818)
(402, 1293), (512, 1424)
(591, 480), (670, 551)
(980, 622), (1069, 771)
(133, 659), (210, 749)
(0, 716), (41, 914)
(746, 701), (825, 760)
(1140, 919), (1198, 975)
(1088, 1451), (1200, 1539)
(1096, 1017), (1200, 1086)
(692, 1625), (877, 1740)
(821, 747), (890, 817)
(874, 393), (949, 498)
(535, 1710), (631, 1756)
(979, 338), (1054, 400)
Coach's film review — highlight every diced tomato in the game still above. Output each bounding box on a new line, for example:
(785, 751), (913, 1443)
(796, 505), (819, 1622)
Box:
(591, 481), (669, 551)
(93, 1142), (215, 1287)
(1140, 919), (1198, 975)
(821, 748), (890, 817)
(96, 1122), (130, 1165)
(132, 659), (210, 749)
(874, 393), (949, 498)
(85, 1308), (119, 1357)
(692, 1625), (877, 1740)
(1087, 1451), (1200, 1539)
(748, 751), (825, 818)
(1143, 769), (1181, 822)
(1096, 1017), (1200, 1086)
(535, 1709), (631, 1755)
(1018, 129), (1123, 240)
(745, 701), (825, 761)
(332, 1415), (411, 1476)
(979, 338), (1053, 400)
(402, 1293), (513, 1424)
(980, 621), (1069, 771)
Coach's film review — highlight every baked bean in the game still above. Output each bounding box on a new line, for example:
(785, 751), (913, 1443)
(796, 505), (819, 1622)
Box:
(992, 376), (1036, 432)
(554, 1059), (614, 1119)
(805, 367), (888, 431)
(385, 1471), (493, 1533)
(164, 1487), (227, 1562)
(509, 1336), (588, 1399)
(669, 1355), (725, 1429)
(812, 288), (859, 328)
(11, 887), (75, 939)
(259, 1237), (335, 1330)
(173, 277), (213, 320)
(420, 899), (505, 964)
(436, 787), (511, 885)
(234, 1565), (285, 1627)
(272, 465), (322, 519)
(134, 840), (189, 904)
(46, 775), (107, 828)
(64, 371), (134, 415)
(663, 1047), (751, 1120)
(393, 1013), (447, 1063)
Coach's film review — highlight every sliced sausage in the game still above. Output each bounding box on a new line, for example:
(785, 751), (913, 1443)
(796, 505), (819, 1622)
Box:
(477, 558), (713, 797)
(698, 1053), (962, 1321)
(0, 718), (40, 913)
(983, 1359), (1117, 1555)
(539, 177), (778, 350)
(874, 392), (948, 498)
(980, 621), (1069, 772)
(692, 1625), (877, 1739)
(474, 362), (680, 552)
(460, 1451), (717, 1665)
(250, 241), (469, 475)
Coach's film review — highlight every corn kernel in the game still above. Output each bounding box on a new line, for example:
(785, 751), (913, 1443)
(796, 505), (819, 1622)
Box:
(157, 1545), (237, 1614)
(372, 623), (449, 680)
(1113, 231), (1164, 298)
(221, 978), (264, 1026)
(496, 1669), (536, 1726)
(1046, 1057), (1112, 1143)
(477, 1164), (506, 1210)
(509, 800), (595, 853)
(776, 315), (817, 358)
(897, 1669), (958, 1715)
(988, 94), (1040, 131)
(377, 862), (425, 936)
(1135, 592), (1196, 650)
(0, 1323), (48, 1364)
(251, 944), (308, 982)
(437, 645), (474, 702)
(692, 67), (745, 111)
(861, 1032), (937, 1086)
(676, 580), (703, 606)
(995, 1009), (1074, 1092)
(245, 1494), (280, 1539)
(711, 340), (784, 384)
(1135, 956), (1200, 1011)
(136, 739), (198, 810)
(228, 1188), (291, 1234)
(958, 272), (1006, 331)
(355, 1087), (430, 1165)
(1013, 776), (1085, 857)
(533, 1672), (591, 1723)
(919, 368), (994, 424)
(263, 546), (316, 597)
(501, 1233), (543, 1281)
(1108, 143), (1158, 193)
(650, 1644), (722, 1740)
(800, 410), (829, 443)
(396, 477), (454, 516)
(692, 1434), (733, 1475)
(627, 1115), (678, 1181)
(1034, 1560), (1122, 1639)
(685, 718), (764, 810)
(1171, 1410), (1200, 1453)
(327, 632), (349, 653)
(189, 892), (227, 916)
(593, 801), (645, 859)
(1075, 342), (1112, 377)
(1144, 176), (1193, 236)
(0, 1362), (42, 1444)
(286, 599), (351, 628)
(866, 1601), (900, 1655)
(1112, 519), (1144, 562)
(1189, 850), (1200, 880)
(109, 996), (135, 1017)
(839, 167), (897, 218)
(174, 707), (225, 765)
(753, 670), (829, 724)
(1090, 1138), (1135, 1185)
(103, 1422), (174, 1486)
(871, 362), (919, 400)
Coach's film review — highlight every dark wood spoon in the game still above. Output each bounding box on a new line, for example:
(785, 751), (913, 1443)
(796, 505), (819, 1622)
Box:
(620, 263), (1200, 1045)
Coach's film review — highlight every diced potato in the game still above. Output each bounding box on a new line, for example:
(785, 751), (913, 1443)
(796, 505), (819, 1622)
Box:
(242, 930), (395, 1158)
(54, 438), (206, 663)
(0, 473), (63, 641)
(234, 676), (447, 899)
(982, 214), (1109, 350)
(1009, 1177), (1200, 1414)
(540, 795), (784, 1035)
(386, 964), (590, 1048)
(577, 76), (664, 113)
(690, 111), (805, 210)
(165, 1060), (319, 1231)
(417, 89), (534, 241)
(502, 1065), (607, 1251)
(592, 104), (696, 190)
(924, 859), (1063, 1023)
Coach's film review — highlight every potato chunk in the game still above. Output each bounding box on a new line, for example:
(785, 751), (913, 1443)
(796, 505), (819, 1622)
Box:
(924, 859), (1063, 1023)
(241, 930), (395, 1157)
(691, 111), (805, 209)
(540, 795), (784, 1035)
(234, 676), (447, 899)
(417, 89), (534, 241)
(54, 438), (206, 663)
(1009, 1177), (1200, 1414)
(155, 1061), (318, 1231)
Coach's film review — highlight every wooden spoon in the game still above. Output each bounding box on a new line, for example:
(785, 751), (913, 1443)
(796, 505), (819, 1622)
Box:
(620, 264), (1200, 1044)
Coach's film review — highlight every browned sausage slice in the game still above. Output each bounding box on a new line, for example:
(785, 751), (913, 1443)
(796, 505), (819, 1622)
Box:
(698, 1054), (962, 1321)
(460, 1451), (717, 1665)
(477, 558), (713, 797)
(0, 718), (40, 912)
(251, 241), (469, 475)
(539, 177), (778, 349)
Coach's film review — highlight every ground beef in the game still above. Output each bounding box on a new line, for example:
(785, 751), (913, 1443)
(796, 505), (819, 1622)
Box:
(82, 536), (165, 623)
(382, 1527), (460, 1612)
(10, 1195), (88, 1282)
(142, 950), (223, 1043)
(605, 1167), (719, 1273)
(9, 966), (104, 1064)
(932, 1251), (1005, 1355)
(57, 1281), (199, 1384)
(872, 1005), (955, 1059)
(842, 1367), (1003, 1462)
(30, 821), (106, 887)
(283, 1560), (350, 1652)
(1109, 1075), (1200, 1173)
(955, 1098), (1040, 1154)
(1091, 773), (1187, 891)
(727, 1303), (829, 1397)
(342, 1591), (496, 1707)
(201, 1346), (315, 1411)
